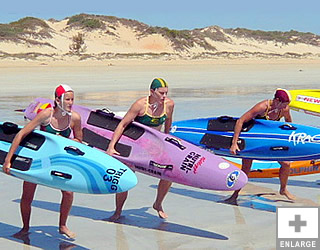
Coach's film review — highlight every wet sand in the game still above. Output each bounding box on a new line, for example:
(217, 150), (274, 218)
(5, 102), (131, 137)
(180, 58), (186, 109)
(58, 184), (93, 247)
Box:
(0, 170), (319, 249)
(0, 63), (319, 249)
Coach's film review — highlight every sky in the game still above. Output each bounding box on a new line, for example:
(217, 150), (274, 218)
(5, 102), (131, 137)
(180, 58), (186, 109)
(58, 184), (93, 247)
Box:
(1, 0), (319, 35)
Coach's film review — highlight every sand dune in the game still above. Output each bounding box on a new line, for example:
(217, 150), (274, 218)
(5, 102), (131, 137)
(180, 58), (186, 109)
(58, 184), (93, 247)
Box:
(1, 14), (320, 66)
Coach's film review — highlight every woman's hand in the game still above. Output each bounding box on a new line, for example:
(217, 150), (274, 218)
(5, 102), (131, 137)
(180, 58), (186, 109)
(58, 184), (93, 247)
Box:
(3, 161), (11, 175)
(230, 143), (240, 155)
(106, 147), (120, 156)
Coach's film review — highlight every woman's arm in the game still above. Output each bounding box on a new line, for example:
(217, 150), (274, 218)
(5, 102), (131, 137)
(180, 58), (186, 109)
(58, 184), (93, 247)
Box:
(3, 109), (51, 174)
(106, 101), (142, 155)
(283, 106), (292, 122)
(230, 101), (267, 155)
(164, 99), (175, 134)
(71, 111), (83, 142)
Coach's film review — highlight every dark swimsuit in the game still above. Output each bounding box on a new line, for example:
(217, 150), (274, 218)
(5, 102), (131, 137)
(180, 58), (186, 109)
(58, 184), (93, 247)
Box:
(135, 98), (167, 127)
(40, 110), (72, 138)
(256, 100), (283, 121)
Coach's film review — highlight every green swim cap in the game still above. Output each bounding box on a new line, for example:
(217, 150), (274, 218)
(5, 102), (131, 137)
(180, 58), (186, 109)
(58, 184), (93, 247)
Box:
(150, 78), (168, 90)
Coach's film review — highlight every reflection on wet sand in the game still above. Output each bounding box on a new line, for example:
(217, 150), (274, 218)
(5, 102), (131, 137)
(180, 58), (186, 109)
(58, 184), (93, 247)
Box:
(113, 216), (191, 250)
(0, 222), (87, 250)
(115, 224), (129, 250)
(111, 209), (227, 249)
(109, 206), (227, 240)
(158, 181), (318, 213)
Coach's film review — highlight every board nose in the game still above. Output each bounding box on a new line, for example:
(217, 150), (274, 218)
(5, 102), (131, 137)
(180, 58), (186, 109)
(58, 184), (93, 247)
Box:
(119, 169), (138, 192)
(229, 169), (248, 190)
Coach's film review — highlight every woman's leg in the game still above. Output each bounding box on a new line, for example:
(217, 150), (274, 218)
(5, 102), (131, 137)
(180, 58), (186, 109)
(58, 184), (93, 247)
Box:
(153, 179), (172, 219)
(59, 190), (76, 238)
(13, 181), (37, 237)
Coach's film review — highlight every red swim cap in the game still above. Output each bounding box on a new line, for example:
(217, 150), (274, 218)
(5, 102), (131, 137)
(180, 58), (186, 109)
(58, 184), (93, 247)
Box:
(274, 88), (291, 103)
(54, 84), (74, 116)
(55, 84), (73, 98)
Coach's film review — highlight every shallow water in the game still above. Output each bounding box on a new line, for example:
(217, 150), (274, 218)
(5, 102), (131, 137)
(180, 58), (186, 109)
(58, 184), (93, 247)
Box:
(0, 63), (319, 126)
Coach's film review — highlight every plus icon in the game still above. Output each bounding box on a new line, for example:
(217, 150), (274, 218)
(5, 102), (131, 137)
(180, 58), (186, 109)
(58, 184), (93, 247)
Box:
(289, 214), (307, 232)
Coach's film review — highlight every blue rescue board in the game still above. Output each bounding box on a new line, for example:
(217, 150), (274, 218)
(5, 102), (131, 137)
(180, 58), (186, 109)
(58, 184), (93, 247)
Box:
(170, 116), (320, 161)
(0, 122), (137, 194)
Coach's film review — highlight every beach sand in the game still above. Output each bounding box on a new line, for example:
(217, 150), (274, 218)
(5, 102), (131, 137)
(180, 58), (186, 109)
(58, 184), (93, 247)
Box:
(1, 57), (320, 68)
(0, 61), (319, 249)
(0, 168), (319, 249)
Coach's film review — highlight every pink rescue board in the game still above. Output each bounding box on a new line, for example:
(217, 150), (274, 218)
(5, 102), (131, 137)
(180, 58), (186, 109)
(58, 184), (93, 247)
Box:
(24, 98), (248, 191)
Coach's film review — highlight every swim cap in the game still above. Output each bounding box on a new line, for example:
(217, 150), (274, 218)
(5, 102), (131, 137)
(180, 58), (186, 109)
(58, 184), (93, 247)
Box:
(37, 103), (52, 114)
(274, 88), (291, 103)
(54, 84), (74, 116)
(150, 78), (168, 90)
(55, 84), (73, 98)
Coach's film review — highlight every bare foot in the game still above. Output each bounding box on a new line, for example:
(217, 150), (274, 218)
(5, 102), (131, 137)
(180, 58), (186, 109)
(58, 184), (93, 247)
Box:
(222, 196), (238, 206)
(280, 189), (296, 201)
(106, 212), (122, 222)
(153, 203), (168, 219)
(59, 226), (76, 239)
(12, 229), (30, 245)
(12, 228), (30, 238)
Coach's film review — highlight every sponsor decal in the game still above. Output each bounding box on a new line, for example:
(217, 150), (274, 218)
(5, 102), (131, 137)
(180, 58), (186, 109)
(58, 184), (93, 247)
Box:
(180, 151), (204, 174)
(150, 118), (160, 125)
(193, 157), (206, 174)
(289, 131), (320, 146)
(271, 146), (289, 151)
(103, 168), (127, 191)
(218, 162), (231, 170)
(134, 165), (162, 176)
(277, 206), (319, 249)
(290, 165), (319, 175)
(170, 125), (177, 133)
(149, 161), (173, 170)
(296, 95), (320, 105)
(226, 170), (240, 188)
(25, 142), (38, 149)
(16, 156), (31, 163)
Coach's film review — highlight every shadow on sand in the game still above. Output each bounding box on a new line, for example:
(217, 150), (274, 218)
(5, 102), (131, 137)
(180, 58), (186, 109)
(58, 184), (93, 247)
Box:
(0, 222), (88, 249)
(106, 206), (228, 240)
(149, 185), (295, 213)
(12, 199), (227, 240)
